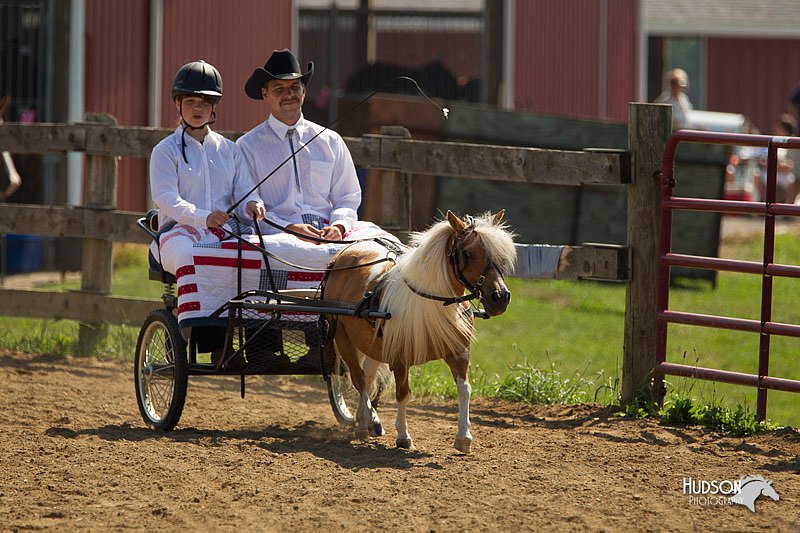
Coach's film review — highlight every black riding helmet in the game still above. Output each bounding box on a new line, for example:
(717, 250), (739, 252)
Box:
(172, 60), (223, 102)
(172, 60), (222, 164)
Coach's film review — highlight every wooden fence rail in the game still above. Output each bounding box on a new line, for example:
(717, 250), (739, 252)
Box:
(0, 122), (628, 185)
(0, 103), (669, 403)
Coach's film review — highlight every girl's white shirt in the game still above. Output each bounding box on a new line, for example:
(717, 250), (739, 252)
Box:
(149, 125), (262, 229)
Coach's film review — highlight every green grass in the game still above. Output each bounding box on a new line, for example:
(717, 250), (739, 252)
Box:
(3, 233), (800, 430)
(0, 244), (158, 359)
(425, 227), (800, 428)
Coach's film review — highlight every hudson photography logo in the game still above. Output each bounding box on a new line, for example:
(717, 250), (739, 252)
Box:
(682, 475), (780, 512)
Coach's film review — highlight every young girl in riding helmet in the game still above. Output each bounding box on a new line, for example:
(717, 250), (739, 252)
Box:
(149, 60), (265, 276)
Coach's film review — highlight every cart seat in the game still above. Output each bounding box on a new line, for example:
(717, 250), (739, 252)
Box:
(137, 209), (176, 285)
(148, 250), (176, 285)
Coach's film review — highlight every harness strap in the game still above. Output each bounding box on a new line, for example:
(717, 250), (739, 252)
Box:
(401, 278), (479, 306)
(261, 217), (402, 248)
(353, 276), (387, 317)
(349, 276), (388, 336)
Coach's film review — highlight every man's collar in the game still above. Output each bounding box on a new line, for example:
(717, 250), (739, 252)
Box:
(267, 114), (306, 139)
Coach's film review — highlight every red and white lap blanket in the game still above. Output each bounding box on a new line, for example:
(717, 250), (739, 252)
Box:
(152, 221), (397, 328)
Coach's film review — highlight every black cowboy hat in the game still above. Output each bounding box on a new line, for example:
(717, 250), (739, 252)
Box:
(244, 49), (314, 100)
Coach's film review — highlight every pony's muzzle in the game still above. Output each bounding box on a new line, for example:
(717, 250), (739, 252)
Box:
(491, 287), (511, 306)
(484, 287), (511, 315)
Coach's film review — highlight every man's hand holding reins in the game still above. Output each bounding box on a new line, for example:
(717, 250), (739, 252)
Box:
(246, 200), (265, 221)
(286, 223), (324, 243)
(321, 224), (345, 241)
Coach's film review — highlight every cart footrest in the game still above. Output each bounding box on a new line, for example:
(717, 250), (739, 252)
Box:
(214, 304), (336, 375)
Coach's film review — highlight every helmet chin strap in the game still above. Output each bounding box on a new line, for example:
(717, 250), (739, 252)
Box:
(178, 95), (217, 164)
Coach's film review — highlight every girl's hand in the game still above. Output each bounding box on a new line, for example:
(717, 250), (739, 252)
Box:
(206, 210), (230, 228)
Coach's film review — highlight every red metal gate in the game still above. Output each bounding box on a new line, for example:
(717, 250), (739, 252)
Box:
(655, 130), (800, 420)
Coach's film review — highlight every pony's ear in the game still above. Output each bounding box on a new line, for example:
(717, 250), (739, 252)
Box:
(492, 209), (505, 225)
(447, 210), (466, 233)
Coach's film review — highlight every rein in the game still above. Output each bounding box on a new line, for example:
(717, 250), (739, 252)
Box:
(227, 76), (448, 216)
(260, 217), (393, 246)
(222, 215), (495, 310)
(219, 217), (404, 274)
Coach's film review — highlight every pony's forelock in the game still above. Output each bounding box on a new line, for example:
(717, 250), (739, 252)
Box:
(471, 211), (517, 274)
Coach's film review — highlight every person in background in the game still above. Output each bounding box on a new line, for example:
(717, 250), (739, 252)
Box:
(753, 114), (799, 205)
(655, 68), (693, 130)
(149, 60), (264, 276)
(777, 109), (800, 193)
(787, 82), (800, 127)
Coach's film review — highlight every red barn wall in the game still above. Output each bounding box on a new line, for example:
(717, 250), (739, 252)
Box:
(83, 0), (292, 211)
(84, 0), (149, 211)
(160, 0), (292, 132)
(706, 37), (800, 135)
(514, 0), (638, 122)
(605, 0), (639, 121)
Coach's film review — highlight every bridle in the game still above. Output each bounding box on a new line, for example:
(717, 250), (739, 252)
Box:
(403, 215), (500, 307)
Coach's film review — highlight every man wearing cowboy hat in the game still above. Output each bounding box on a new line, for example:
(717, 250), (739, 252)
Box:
(237, 49), (361, 242)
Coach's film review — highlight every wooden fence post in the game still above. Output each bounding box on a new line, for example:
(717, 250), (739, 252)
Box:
(77, 113), (118, 355)
(379, 125), (412, 236)
(622, 103), (671, 404)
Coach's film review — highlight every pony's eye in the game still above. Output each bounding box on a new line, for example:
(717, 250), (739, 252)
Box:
(463, 251), (471, 260)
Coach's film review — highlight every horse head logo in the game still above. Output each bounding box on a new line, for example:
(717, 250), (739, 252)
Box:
(731, 475), (779, 513)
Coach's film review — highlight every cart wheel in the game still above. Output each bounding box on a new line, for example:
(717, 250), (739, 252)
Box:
(134, 309), (188, 431)
(326, 349), (361, 426)
(326, 348), (392, 427)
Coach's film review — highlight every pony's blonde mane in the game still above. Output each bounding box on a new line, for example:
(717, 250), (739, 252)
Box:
(379, 212), (516, 367)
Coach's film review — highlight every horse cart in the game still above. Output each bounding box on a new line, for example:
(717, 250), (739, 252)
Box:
(132, 211), (390, 432)
(133, 208), (515, 452)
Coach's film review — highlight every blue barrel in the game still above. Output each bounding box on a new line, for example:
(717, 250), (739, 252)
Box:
(4, 235), (44, 273)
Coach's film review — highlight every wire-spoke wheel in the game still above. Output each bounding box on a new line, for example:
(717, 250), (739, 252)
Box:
(327, 347), (392, 427)
(134, 309), (188, 431)
(327, 350), (361, 426)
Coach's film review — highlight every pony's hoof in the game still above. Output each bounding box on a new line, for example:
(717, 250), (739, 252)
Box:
(396, 438), (416, 450)
(453, 436), (472, 454)
(369, 422), (385, 437)
(355, 429), (371, 442)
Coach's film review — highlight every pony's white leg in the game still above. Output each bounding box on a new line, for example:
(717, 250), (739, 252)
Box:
(395, 395), (414, 450)
(446, 352), (473, 453)
(453, 376), (473, 453)
(362, 356), (385, 437)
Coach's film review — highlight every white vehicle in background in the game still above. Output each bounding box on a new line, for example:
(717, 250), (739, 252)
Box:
(686, 109), (749, 134)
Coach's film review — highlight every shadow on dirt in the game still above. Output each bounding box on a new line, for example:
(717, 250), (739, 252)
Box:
(0, 352), (120, 380)
(68, 420), (434, 470)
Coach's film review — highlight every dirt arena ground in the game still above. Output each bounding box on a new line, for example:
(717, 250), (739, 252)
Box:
(0, 350), (798, 532)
